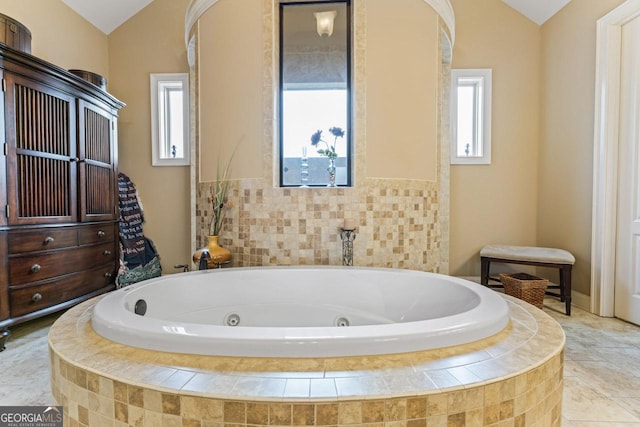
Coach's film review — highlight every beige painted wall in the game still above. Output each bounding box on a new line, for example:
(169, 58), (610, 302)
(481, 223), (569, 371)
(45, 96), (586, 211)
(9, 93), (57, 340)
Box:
(0, 0), (108, 77)
(17, 0), (624, 294)
(449, 0), (541, 276)
(198, 0), (441, 183)
(538, 0), (625, 295)
(108, 0), (192, 273)
(198, 0), (264, 182)
(366, 0), (439, 181)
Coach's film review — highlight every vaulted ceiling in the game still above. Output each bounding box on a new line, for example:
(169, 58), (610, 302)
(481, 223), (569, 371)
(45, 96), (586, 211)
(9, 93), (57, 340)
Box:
(61, 0), (153, 34)
(502, 0), (571, 25)
(61, 0), (572, 35)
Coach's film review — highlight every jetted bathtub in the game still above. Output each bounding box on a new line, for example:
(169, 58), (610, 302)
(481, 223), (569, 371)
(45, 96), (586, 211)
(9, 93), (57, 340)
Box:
(92, 266), (510, 358)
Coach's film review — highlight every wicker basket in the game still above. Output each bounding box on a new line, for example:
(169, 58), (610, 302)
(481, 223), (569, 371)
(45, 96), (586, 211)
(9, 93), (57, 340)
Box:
(499, 273), (548, 309)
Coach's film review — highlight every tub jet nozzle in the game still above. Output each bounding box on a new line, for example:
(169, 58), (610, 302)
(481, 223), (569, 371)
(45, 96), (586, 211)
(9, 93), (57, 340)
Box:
(335, 317), (350, 327)
(225, 313), (240, 326)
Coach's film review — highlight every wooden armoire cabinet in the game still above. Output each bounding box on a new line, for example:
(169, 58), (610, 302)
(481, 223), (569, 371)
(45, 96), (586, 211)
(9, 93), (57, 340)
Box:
(0, 45), (125, 350)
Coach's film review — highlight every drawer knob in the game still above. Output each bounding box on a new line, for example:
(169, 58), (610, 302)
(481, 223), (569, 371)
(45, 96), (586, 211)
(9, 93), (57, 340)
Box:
(103, 250), (112, 256)
(30, 264), (41, 273)
(43, 236), (55, 245)
(104, 272), (112, 279)
(97, 230), (106, 238)
(31, 293), (42, 302)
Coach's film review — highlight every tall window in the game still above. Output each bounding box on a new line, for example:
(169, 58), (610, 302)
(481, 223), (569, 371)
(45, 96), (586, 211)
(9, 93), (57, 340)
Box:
(150, 73), (190, 166)
(450, 69), (492, 165)
(279, 1), (351, 186)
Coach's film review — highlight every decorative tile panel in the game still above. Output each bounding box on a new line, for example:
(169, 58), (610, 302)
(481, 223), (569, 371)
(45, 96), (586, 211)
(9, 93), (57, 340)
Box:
(196, 179), (441, 271)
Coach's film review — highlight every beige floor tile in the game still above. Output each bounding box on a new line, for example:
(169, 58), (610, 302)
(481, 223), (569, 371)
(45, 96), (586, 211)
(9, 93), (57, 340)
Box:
(615, 398), (640, 418)
(566, 422), (640, 427)
(0, 313), (60, 406)
(566, 360), (640, 398)
(562, 377), (638, 422)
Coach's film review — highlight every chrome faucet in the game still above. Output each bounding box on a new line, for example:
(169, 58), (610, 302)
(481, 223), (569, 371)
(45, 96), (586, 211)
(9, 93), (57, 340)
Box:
(198, 251), (211, 270)
(340, 227), (356, 266)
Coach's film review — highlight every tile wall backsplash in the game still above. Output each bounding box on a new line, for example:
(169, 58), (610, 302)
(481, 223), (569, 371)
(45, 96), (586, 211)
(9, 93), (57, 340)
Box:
(195, 178), (441, 271)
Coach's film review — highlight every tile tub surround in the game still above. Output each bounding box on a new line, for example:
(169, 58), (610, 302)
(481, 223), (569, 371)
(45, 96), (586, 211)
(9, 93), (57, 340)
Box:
(195, 180), (443, 272)
(49, 294), (564, 426)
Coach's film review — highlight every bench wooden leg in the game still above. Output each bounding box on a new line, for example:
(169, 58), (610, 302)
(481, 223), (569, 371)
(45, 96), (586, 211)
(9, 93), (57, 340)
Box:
(560, 265), (572, 316)
(481, 257), (490, 286)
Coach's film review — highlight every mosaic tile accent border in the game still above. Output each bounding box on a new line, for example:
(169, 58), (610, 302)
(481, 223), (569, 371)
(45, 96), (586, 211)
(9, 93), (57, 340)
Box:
(196, 179), (441, 271)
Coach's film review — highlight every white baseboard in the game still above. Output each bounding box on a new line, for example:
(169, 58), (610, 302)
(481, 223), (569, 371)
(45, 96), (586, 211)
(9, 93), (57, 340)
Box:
(571, 290), (591, 313)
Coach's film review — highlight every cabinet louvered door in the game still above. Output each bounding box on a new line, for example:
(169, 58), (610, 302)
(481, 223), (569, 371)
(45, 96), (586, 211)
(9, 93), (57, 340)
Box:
(4, 73), (77, 225)
(78, 100), (117, 221)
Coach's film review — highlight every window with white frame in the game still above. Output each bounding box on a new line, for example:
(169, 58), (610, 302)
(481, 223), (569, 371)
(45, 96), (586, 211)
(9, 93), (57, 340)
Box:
(150, 73), (190, 166)
(450, 69), (492, 165)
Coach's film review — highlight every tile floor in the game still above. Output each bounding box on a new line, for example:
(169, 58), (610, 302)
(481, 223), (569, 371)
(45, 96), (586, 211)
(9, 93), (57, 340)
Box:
(1, 297), (639, 426)
(544, 298), (640, 426)
(0, 312), (58, 406)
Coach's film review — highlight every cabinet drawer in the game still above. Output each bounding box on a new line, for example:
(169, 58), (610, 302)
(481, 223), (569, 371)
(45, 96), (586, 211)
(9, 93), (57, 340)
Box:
(9, 265), (116, 317)
(7, 228), (78, 254)
(79, 224), (115, 245)
(8, 242), (116, 285)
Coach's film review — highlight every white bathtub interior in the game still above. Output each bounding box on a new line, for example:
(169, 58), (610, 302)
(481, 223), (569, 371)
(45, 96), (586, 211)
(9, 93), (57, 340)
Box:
(92, 267), (510, 357)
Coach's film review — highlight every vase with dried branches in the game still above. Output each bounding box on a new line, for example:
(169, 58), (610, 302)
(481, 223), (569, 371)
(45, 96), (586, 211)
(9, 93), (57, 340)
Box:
(193, 150), (236, 268)
(209, 157), (232, 237)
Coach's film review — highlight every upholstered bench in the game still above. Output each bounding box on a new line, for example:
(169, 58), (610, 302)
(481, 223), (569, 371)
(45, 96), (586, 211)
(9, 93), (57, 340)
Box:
(480, 245), (575, 315)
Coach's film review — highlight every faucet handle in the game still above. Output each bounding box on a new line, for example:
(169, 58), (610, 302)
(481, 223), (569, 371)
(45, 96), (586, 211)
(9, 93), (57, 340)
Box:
(174, 264), (189, 272)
